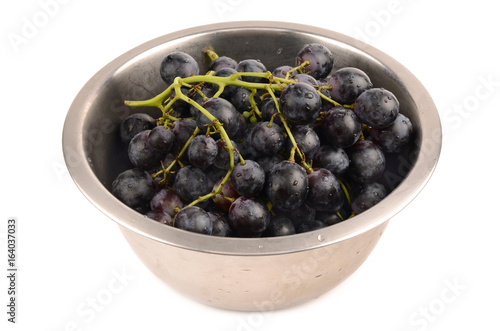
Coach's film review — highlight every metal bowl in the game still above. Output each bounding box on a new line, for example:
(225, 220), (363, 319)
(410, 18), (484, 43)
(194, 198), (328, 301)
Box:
(62, 21), (441, 311)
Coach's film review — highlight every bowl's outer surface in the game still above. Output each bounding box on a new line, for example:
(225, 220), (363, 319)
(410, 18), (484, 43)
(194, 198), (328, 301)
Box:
(62, 21), (441, 310)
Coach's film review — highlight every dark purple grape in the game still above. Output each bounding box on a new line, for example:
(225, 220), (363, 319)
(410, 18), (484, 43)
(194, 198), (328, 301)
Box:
(351, 182), (387, 214)
(208, 56), (237, 72)
(230, 87), (261, 114)
(295, 43), (334, 80)
(305, 168), (344, 212)
(208, 212), (233, 237)
(172, 118), (198, 148)
(255, 154), (285, 174)
(196, 98), (246, 141)
(279, 82), (322, 124)
(146, 210), (173, 226)
(228, 196), (271, 237)
(235, 59), (268, 83)
(266, 161), (308, 211)
(213, 139), (238, 170)
(316, 212), (343, 226)
(173, 165), (214, 203)
(293, 74), (318, 86)
(230, 160), (265, 197)
(187, 135), (218, 169)
(160, 51), (199, 86)
(150, 188), (184, 217)
(260, 97), (282, 126)
(188, 84), (216, 117)
(347, 140), (386, 183)
(285, 125), (320, 161)
(237, 123), (260, 159)
(313, 145), (350, 176)
(295, 220), (326, 233)
(263, 215), (296, 237)
(212, 177), (240, 211)
(173, 206), (213, 235)
(272, 65), (293, 79)
(276, 203), (316, 228)
(111, 168), (155, 209)
(319, 106), (362, 148)
(147, 126), (174, 153)
(213, 67), (240, 99)
(329, 67), (373, 104)
(119, 113), (156, 144)
(128, 130), (163, 170)
(354, 88), (399, 128)
(370, 113), (413, 153)
(250, 121), (285, 156)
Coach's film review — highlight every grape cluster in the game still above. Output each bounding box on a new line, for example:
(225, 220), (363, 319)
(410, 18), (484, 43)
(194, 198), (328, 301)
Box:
(111, 43), (414, 238)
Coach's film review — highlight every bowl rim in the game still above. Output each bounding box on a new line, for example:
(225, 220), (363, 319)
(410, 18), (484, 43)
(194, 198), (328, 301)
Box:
(62, 20), (442, 256)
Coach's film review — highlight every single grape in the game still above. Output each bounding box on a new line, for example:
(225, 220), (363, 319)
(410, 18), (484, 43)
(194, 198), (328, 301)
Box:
(147, 126), (174, 153)
(266, 161), (309, 211)
(235, 59), (268, 83)
(213, 138), (238, 170)
(208, 212), (233, 237)
(272, 65), (293, 79)
(329, 67), (373, 104)
(173, 165), (214, 203)
(347, 140), (386, 183)
(255, 154), (285, 174)
(228, 196), (271, 237)
(313, 145), (350, 176)
(293, 74), (318, 86)
(316, 212), (343, 226)
(173, 206), (213, 235)
(187, 135), (218, 169)
(208, 55), (238, 72)
(295, 43), (334, 79)
(295, 220), (326, 233)
(213, 67), (240, 99)
(128, 130), (163, 170)
(263, 215), (296, 237)
(285, 125), (320, 161)
(305, 168), (344, 212)
(160, 51), (199, 86)
(230, 160), (266, 197)
(150, 188), (184, 218)
(146, 210), (173, 226)
(188, 84), (216, 117)
(279, 82), (322, 124)
(354, 88), (399, 128)
(196, 98), (246, 141)
(119, 113), (156, 144)
(111, 168), (155, 209)
(260, 97), (282, 126)
(250, 121), (285, 156)
(351, 182), (387, 214)
(230, 87), (261, 114)
(276, 203), (316, 228)
(212, 177), (240, 211)
(370, 113), (413, 153)
(172, 118), (198, 148)
(318, 106), (362, 148)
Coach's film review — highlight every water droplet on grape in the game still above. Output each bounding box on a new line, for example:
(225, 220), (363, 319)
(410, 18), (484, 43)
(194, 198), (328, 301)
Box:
(305, 92), (313, 99)
(293, 180), (298, 186)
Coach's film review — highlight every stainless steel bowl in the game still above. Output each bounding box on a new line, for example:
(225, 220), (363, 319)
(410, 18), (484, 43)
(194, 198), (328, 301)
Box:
(62, 21), (441, 311)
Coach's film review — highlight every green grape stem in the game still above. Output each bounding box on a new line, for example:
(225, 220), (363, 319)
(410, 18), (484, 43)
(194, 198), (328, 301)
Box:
(124, 65), (351, 207)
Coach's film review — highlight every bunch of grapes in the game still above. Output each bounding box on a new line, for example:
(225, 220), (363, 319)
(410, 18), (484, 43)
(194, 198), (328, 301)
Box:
(111, 43), (414, 238)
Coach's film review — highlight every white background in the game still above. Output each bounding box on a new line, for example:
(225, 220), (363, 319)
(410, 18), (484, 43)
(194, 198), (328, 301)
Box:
(1, 0), (499, 330)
